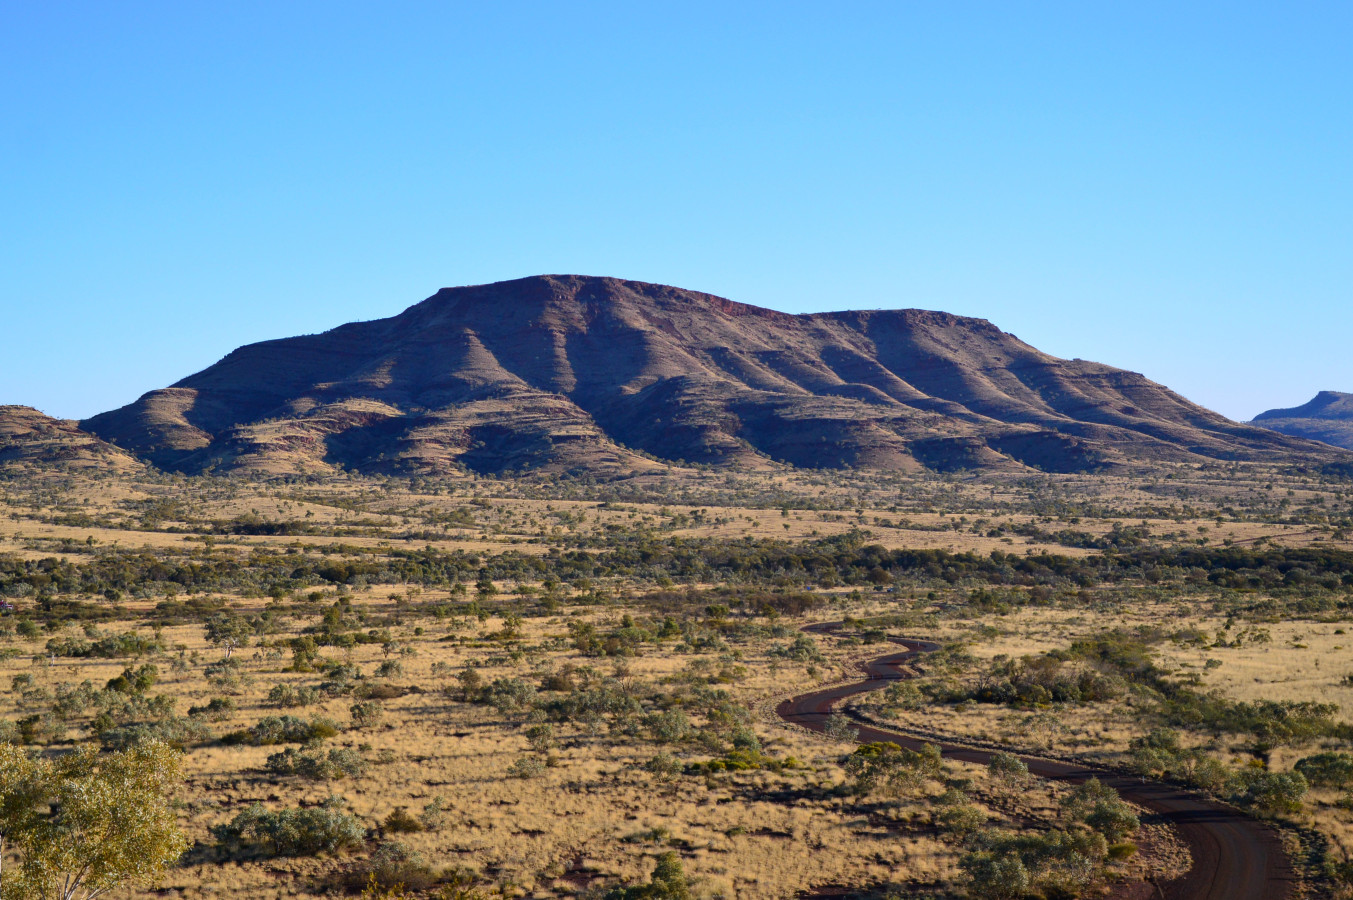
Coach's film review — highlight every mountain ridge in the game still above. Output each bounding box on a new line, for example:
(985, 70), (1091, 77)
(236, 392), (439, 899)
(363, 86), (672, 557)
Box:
(1251, 391), (1353, 450)
(77, 275), (1343, 476)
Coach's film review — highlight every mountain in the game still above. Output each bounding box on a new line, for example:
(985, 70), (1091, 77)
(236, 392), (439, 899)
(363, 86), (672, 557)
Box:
(0, 406), (144, 473)
(1251, 392), (1353, 451)
(80, 275), (1341, 477)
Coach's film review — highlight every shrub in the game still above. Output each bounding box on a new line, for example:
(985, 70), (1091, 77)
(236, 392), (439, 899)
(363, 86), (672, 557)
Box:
(364, 840), (437, 892)
(822, 712), (858, 743)
(98, 716), (209, 751)
(524, 723), (554, 753)
(105, 664), (158, 695)
(1295, 752), (1353, 789)
(483, 677), (537, 715)
(188, 697), (236, 721)
(204, 657), (250, 694)
(643, 753), (682, 783)
(267, 683), (319, 708)
(770, 634), (823, 663)
(960, 850), (1030, 900)
(935, 799), (988, 840)
(228, 715), (340, 746)
(383, 806), (424, 833)
(1084, 798), (1140, 842)
(604, 851), (691, 900)
(1236, 770), (1308, 815)
(843, 741), (943, 797)
(506, 755), (546, 779)
(212, 798), (365, 857)
(644, 710), (690, 745)
(265, 747), (367, 780)
(419, 796), (450, 831)
(986, 752), (1029, 794)
(350, 701), (384, 729)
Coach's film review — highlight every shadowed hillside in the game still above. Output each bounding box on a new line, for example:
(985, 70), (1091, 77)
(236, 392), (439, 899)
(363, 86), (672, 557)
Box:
(81, 275), (1339, 476)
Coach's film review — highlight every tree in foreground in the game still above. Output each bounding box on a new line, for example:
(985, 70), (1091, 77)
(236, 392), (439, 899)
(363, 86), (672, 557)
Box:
(0, 739), (188, 900)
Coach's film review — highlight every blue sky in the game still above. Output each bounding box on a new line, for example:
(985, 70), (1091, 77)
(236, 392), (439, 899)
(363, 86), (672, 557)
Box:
(3, 2), (1349, 421)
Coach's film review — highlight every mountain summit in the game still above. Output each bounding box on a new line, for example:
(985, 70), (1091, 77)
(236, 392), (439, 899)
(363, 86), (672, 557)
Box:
(81, 275), (1335, 476)
(1251, 391), (1353, 450)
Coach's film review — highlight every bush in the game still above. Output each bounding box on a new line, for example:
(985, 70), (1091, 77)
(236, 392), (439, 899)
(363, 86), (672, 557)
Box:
(105, 664), (158, 695)
(364, 840), (437, 892)
(188, 697), (235, 721)
(419, 796), (450, 832)
(604, 851), (691, 900)
(483, 677), (537, 715)
(1295, 752), (1353, 789)
(383, 807), (423, 833)
(265, 747), (367, 781)
(1236, 770), (1308, 815)
(212, 798), (365, 857)
(986, 752), (1029, 794)
(350, 701), (383, 729)
(227, 715), (340, 746)
(267, 683), (319, 708)
(524, 723), (554, 753)
(643, 753), (682, 783)
(98, 716), (209, 751)
(644, 710), (690, 745)
(1084, 799), (1140, 842)
(843, 741), (943, 797)
(964, 828), (1107, 897)
(935, 801), (988, 840)
(770, 634), (823, 663)
(506, 755), (547, 779)
(961, 850), (1030, 900)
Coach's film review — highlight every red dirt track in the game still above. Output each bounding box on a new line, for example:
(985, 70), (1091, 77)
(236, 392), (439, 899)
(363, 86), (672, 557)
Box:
(775, 624), (1298, 900)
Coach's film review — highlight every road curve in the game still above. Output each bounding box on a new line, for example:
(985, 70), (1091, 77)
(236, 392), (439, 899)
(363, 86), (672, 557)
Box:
(775, 623), (1298, 900)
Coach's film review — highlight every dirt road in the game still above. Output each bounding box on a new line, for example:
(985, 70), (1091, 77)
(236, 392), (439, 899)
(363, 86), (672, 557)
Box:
(775, 624), (1298, 900)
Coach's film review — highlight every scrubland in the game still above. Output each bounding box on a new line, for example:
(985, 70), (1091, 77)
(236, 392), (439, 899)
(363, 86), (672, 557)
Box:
(0, 461), (1352, 898)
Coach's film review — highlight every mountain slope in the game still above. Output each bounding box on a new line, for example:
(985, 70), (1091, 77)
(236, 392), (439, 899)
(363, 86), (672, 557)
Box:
(0, 406), (144, 473)
(81, 275), (1340, 476)
(1251, 392), (1353, 450)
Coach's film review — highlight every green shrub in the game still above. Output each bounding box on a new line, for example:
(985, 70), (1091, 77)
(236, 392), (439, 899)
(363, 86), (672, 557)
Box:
(604, 851), (691, 900)
(383, 807), (423, 833)
(506, 755), (546, 779)
(227, 715), (340, 746)
(212, 798), (365, 857)
(364, 840), (436, 892)
(265, 747), (367, 780)
(350, 701), (383, 729)
(188, 697), (235, 721)
(1295, 752), (1353, 789)
(267, 683), (319, 708)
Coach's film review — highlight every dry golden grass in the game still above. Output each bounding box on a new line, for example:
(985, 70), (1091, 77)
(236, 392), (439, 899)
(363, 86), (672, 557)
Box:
(1, 463), (1351, 895)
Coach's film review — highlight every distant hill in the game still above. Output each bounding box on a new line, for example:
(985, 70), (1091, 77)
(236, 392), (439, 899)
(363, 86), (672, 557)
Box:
(1251, 392), (1353, 450)
(0, 406), (143, 473)
(79, 275), (1341, 477)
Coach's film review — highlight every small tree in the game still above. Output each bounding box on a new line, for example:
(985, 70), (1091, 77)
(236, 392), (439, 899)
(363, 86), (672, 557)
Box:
(986, 752), (1029, 796)
(0, 740), (188, 900)
(204, 613), (251, 659)
(822, 711), (858, 743)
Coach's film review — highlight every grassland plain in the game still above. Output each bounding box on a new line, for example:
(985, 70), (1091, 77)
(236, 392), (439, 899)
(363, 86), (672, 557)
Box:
(0, 461), (1351, 898)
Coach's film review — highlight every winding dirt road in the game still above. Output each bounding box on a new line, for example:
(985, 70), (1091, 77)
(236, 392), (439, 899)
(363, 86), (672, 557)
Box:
(774, 624), (1298, 900)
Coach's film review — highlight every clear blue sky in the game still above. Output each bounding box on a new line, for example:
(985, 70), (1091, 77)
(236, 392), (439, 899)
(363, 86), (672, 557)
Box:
(3, 2), (1349, 422)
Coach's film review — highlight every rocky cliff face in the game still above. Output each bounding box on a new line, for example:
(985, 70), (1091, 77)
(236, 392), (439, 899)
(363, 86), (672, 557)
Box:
(1252, 392), (1353, 451)
(80, 275), (1338, 476)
